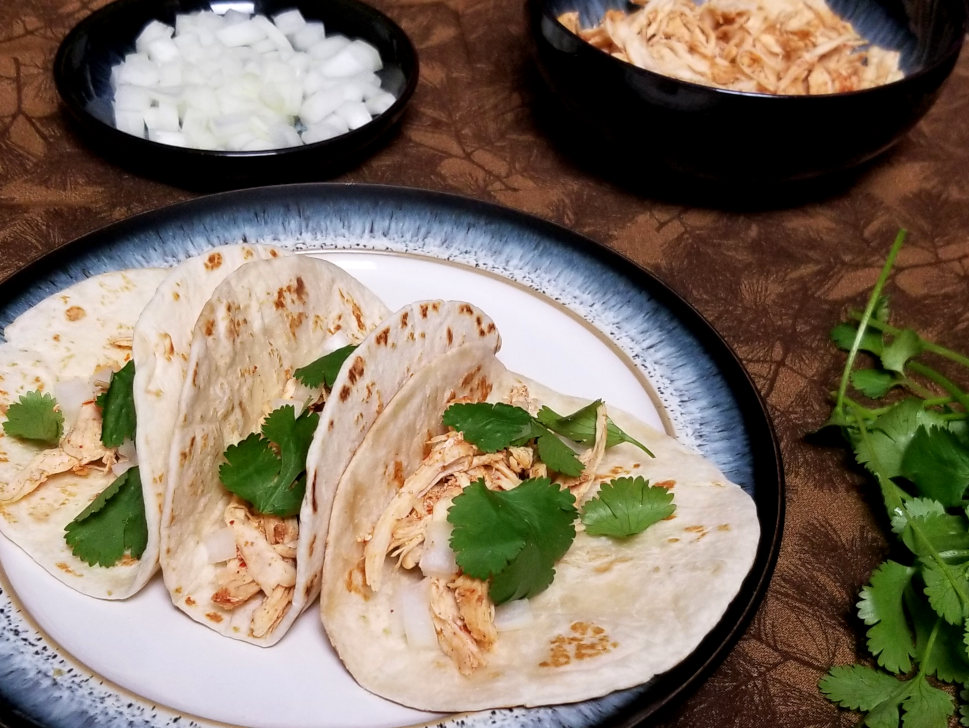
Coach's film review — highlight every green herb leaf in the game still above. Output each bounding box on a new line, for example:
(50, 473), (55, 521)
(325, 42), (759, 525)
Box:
(2, 391), (63, 445)
(907, 585), (969, 684)
(852, 368), (901, 398)
(99, 360), (137, 447)
(219, 405), (319, 517)
(819, 664), (906, 712)
(920, 557), (969, 625)
(443, 402), (584, 475)
(831, 321), (884, 356)
(294, 344), (358, 389)
(534, 431), (583, 477)
(882, 328), (925, 374)
(857, 560), (917, 673)
(536, 401), (654, 457)
(901, 676), (955, 728)
(447, 478), (577, 604)
(443, 402), (543, 452)
(853, 398), (947, 480)
(901, 426), (969, 507)
(64, 466), (147, 567)
(580, 477), (674, 538)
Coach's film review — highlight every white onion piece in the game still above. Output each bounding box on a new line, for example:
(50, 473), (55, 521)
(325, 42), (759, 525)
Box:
(418, 518), (458, 579)
(53, 377), (92, 427)
(397, 577), (437, 648)
(204, 527), (239, 564)
(116, 439), (138, 464)
(110, 9), (397, 151)
(494, 598), (534, 632)
(110, 460), (135, 477)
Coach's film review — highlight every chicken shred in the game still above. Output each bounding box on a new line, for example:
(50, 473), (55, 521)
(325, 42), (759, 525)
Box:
(1, 401), (114, 504)
(213, 499), (299, 638)
(559, 0), (904, 95)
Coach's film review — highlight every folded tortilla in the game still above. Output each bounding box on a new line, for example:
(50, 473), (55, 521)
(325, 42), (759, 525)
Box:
(0, 269), (168, 598)
(160, 253), (502, 645)
(320, 341), (761, 711)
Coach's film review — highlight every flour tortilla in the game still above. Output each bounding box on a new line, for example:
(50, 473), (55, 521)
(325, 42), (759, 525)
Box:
(321, 342), (761, 711)
(160, 254), (502, 645)
(0, 269), (168, 598)
(133, 244), (283, 571)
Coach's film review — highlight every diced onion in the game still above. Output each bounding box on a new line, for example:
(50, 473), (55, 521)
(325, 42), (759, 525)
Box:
(110, 8), (396, 151)
(204, 526), (238, 564)
(396, 577), (437, 648)
(418, 518), (458, 579)
(53, 377), (93, 427)
(494, 598), (534, 632)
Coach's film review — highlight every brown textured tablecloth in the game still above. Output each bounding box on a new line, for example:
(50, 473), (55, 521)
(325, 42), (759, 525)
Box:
(2, 0), (969, 725)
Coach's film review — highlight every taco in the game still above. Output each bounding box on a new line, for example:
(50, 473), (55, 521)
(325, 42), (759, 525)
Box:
(0, 268), (168, 598)
(0, 245), (284, 600)
(160, 253), (501, 645)
(319, 341), (761, 711)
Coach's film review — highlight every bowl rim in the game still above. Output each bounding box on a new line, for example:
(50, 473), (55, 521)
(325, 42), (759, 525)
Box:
(530, 0), (968, 101)
(52, 0), (420, 160)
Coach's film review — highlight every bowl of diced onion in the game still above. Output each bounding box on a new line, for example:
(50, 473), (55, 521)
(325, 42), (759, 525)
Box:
(54, 0), (418, 188)
(526, 0), (966, 188)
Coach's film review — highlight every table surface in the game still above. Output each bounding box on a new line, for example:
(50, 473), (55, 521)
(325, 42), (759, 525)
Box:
(2, 1), (968, 726)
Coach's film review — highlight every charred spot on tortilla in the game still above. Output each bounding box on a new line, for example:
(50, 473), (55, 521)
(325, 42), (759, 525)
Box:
(287, 311), (307, 337)
(273, 277), (308, 310)
(203, 318), (215, 337)
(56, 561), (83, 576)
(391, 460), (405, 488)
(339, 384), (352, 402)
(400, 311), (409, 328)
(540, 622), (617, 668)
(346, 357), (365, 385)
(204, 252), (224, 271)
(185, 595), (196, 606)
(346, 560), (370, 598)
(446, 328), (454, 345)
(419, 303), (431, 318)
(205, 611), (224, 623)
(65, 306), (86, 322)
(374, 327), (390, 346)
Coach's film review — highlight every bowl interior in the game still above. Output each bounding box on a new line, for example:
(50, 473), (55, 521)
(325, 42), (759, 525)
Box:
(539, 0), (965, 82)
(55, 0), (418, 160)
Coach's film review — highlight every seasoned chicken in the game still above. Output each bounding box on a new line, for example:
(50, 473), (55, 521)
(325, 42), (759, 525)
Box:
(1, 401), (112, 503)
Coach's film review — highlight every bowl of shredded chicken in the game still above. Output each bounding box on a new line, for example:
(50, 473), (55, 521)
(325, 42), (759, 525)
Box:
(527, 0), (965, 186)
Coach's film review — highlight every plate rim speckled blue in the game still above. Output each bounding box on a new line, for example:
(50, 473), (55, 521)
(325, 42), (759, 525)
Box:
(0, 182), (783, 728)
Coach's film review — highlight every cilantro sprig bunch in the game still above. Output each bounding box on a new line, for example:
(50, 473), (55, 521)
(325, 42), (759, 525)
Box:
(447, 475), (674, 605)
(443, 398), (670, 605)
(818, 230), (969, 727)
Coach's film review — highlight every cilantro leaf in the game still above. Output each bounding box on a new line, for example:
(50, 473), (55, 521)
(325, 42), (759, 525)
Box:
(882, 329), (925, 374)
(442, 402), (544, 452)
(99, 360), (137, 447)
(442, 402), (585, 476)
(294, 345), (357, 389)
(447, 478), (577, 604)
(831, 321), (884, 356)
(853, 398), (947, 479)
(920, 556), (969, 625)
(901, 676), (955, 728)
(906, 586), (969, 684)
(534, 431), (583, 477)
(819, 664), (906, 712)
(857, 560), (917, 673)
(536, 401), (654, 457)
(580, 477), (674, 538)
(852, 368), (901, 398)
(219, 405), (319, 517)
(64, 467), (147, 567)
(891, 499), (969, 559)
(901, 426), (969, 507)
(2, 391), (63, 445)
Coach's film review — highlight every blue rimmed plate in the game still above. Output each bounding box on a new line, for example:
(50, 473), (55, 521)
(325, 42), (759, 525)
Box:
(0, 183), (782, 728)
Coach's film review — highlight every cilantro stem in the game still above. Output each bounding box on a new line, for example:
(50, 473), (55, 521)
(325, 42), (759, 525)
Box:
(835, 230), (908, 416)
(848, 314), (969, 371)
(906, 361), (969, 412)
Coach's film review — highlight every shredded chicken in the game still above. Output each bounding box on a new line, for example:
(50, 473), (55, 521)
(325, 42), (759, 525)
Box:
(559, 0), (903, 95)
(212, 499), (299, 637)
(1, 401), (113, 503)
(366, 390), (613, 675)
(428, 576), (488, 676)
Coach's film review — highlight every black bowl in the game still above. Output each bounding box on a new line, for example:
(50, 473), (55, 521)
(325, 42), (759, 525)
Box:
(54, 0), (419, 189)
(527, 0), (966, 188)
